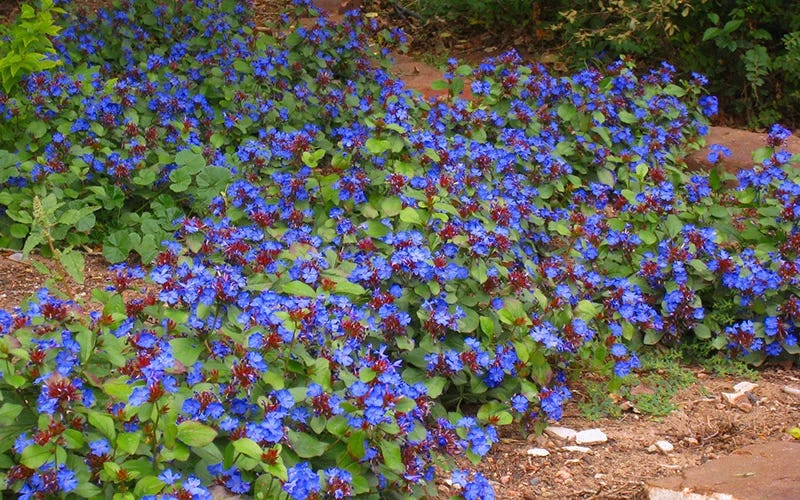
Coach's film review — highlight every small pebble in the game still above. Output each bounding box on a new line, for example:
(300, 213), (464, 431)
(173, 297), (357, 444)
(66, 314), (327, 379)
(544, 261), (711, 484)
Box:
(526, 447), (550, 457)
(555, 469), (572, 480)
(648, 440), (674, 454)
(575, 428), (608, 445)
(544, 426), (577, 441)
(733, 381), (758, 393)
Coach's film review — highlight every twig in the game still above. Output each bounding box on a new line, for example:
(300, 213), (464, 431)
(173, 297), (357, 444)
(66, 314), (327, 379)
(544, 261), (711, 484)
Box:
(388, 0), (423, 21)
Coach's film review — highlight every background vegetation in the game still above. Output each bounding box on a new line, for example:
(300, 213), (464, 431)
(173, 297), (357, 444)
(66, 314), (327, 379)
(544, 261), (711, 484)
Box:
(401, 0), (800, 128)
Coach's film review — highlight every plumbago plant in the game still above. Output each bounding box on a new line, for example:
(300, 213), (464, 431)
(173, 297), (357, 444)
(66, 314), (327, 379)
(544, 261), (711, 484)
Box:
(1, 0), (800, 498)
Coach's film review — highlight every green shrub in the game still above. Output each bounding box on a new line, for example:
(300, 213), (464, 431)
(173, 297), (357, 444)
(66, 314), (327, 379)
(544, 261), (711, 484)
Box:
(0, 0), (63, 94)
(552, 0), (800, 128)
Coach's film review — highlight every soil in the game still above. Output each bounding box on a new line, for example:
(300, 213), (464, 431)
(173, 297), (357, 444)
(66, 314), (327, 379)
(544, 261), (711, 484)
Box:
(1, 1), (800, 499)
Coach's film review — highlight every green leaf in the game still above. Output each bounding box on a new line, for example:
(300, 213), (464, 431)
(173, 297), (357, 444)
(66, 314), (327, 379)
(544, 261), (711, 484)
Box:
(379, 440), (404, 473)
(175, 148), (206, 173)
(365, 138), (391, 155)
(233, 438), (263, 460)
(134, 476), (165, 496)
(282, 280), (317, 298)
(176, 421), (218, 447)
(430, 79), (448, 91)
(702, 27), (721, 42)
(459, 306), (479, 333)
(0, 403), (22, 421)
(21, 444), (52, 469)
(116, 432), (141, 455)
(4, 373), (26, 388)
(301, 149), (326, 168)
(479, 316), (495, 336)
(59, 248), (85, 284)
(694, 324), (712, 340)
(399, 207), (422, 225)
(597, 168), (615, 187)
(74, 482), (103, 498)
(88, 411), (116, 441)
(618, 110), (637, 124)
(27, 120), (48, 139)
(557, 103), (576, 122)
(10, 222), (29, 238)
(381, 197), (402, 217)
(330, 277), (365, 296)
(425, 376), (447, 398)
(62, 429), (85, 449)
(347, 431), (365, 459)
(643, 330), (665, 345)
(287, 430), (329, 458)
(575, 300), (602, 321)
(170, 338), (202, 367)
(133, 168), (157, 186)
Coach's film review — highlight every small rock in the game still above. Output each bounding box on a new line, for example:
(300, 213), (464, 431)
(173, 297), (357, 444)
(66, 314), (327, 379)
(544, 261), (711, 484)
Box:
(648, 440), (674, 454)
(782, 385), (800, 398)
(529, 477), (541, 486)
(562, 445), (591, 453)
(544, 426), (577, 441)
(526, 447), (550, 457)
(683, 437), (699, 446)
(721, 391), (747, 405)
(630, 384), (656, 396)
(210, 485), (241, 500)
(500, 475), (511, 485)
(733, 381), (758, 393)
(8, 252), (23, 262)
(555, 469), (572, 481)
(575, 428), (607, 445)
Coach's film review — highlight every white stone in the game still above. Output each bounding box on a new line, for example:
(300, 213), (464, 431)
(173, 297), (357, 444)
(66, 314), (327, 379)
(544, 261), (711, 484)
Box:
(733, 381), (757, 393)
(526, 447), (550, 457)
(562, 445), (591, 453)
(544, 426), (577, 441)
(649, 440), (674, 454)
(8, 252), (23, 262)
(575, 428), (607, 445)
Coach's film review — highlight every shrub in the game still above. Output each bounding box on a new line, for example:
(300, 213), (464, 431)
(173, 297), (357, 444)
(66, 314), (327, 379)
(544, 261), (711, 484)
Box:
(552, 0), (800, 127)
(0, 0), (63, 94)
(0, 0), (799, 498)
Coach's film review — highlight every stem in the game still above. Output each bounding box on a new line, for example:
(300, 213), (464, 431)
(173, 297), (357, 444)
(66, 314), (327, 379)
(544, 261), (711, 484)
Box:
(43, 227), (77, 301)
(151, 403), (161, 470)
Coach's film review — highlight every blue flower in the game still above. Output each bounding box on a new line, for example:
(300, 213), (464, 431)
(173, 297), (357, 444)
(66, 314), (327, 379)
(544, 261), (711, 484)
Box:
(283, 463), (320, 500)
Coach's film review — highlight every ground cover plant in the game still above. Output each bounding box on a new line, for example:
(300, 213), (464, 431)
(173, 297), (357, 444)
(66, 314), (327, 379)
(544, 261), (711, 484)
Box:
(0, 0), (799, 498)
